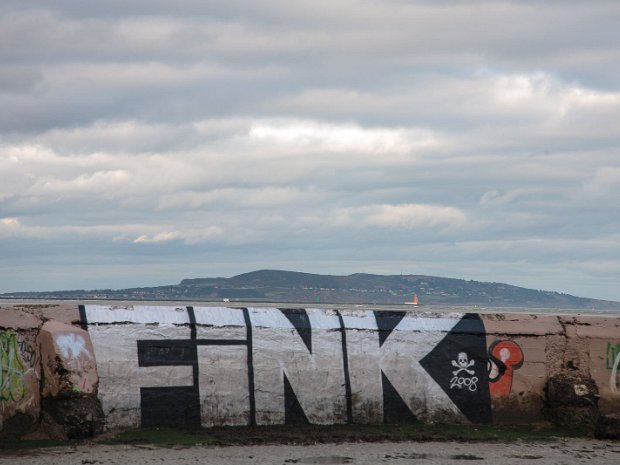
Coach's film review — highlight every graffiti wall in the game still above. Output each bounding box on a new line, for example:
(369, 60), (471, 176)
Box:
(2, 302), (620, 436)
(0, 329), (40, 429)
(82, 305), (532, 428)
(0, 331), (28, 403)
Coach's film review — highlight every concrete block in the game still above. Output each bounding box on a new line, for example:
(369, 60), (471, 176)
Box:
(481, 313), (562, 336)
(39, 320), (98, 397)
(0, 307), (42, 330)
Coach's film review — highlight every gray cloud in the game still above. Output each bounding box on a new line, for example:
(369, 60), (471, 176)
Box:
(1, 1), (619, 301)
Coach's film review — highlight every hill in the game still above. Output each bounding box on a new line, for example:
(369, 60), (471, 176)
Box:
(2, 269), (619, 309)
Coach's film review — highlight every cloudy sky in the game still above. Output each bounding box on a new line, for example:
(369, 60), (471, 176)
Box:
(1, 1), (619, 301)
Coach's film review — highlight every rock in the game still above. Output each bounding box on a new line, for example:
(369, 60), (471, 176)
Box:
(595, 414), (620, 439)
(545, 371), (600, 431)
(546, 371), (599, 408)
(0, 412), (38, 439)
(41, 395), (104, 439)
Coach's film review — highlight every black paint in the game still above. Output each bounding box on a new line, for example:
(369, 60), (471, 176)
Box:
(283, 372), (309, 424)
(138, 340), (197, 366)
(188, 306), (197, 339)
(419, 313), (492, 424)
(381, 371), (417, 423)
(78, 305), (88, 331)
(336, 310), (353, 423)
(187, 307), (199, 387)
(280, 308), (312, 353)
(137, 306), (251, 428)
(374, 311), (407, 347)
(242, 308), (257, 426)
(140, 386), (201, 428)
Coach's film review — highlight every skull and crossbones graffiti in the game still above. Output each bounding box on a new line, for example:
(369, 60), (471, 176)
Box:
(449, 352), (478, 391)
(451, 352), (475, 376)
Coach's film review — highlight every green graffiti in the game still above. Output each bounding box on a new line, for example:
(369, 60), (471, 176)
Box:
(0, 331), (26, 402)
(606, 341), (620, 370)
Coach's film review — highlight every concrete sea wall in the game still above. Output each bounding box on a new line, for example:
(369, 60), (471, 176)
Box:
(1, 302), (619, 437)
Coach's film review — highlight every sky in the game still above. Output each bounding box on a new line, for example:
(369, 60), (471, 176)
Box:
(1, 1), (619, 301)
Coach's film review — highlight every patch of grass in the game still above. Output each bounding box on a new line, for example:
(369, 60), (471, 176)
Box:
(101, 423), (587, 448)
(3, 423), (589, 451)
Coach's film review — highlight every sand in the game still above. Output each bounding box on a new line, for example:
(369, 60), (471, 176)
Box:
(2, 438), (620, 465)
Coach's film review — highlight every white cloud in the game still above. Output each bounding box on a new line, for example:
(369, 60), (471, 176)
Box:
(250, 120), (414, 154)
(364, 204), (466, 229)
(133, 231), (181, 244)
(583, 167), (620, 198)
(323, 204), (467, 231)
(0, 217), (20, 227)
(490, 71), (620, 118)
(133, 227), (226, 245)
(0, 217), (22, 237)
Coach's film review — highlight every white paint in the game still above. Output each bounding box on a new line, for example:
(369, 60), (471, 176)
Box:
(87, 318), (193, 429)
(610, 352), (620, 394)
(450, 376), (478, 392)
(304, 308), (342, 329)
(193, 306), (246, 327)
(249, 307), (346, 425)
(84, 305), (190, 325)
(84, 304), (462, 332)
(248, 307), (339, 330)
(249, 307), (335, 332)
(397, 314), (464, 332)
(55, 332), (92, 360)
(198, 341), (249, 427)
(339, 310), (378, 330)
(338, 311), (463, 332)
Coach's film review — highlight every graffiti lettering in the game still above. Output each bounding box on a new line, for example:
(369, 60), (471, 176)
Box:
(55, 333), (92, 361)
(84, 306), (496, 427)
(450, 375), (478, 392)
(606, 342), (620, 370)
(54, 333), (92, 375)
(0, 331), (26, 402)
(17, 339), (37, 366)
(487, 340), (523, 397)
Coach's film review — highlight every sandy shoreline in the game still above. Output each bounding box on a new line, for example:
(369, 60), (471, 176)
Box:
(2, 439), (620, 465)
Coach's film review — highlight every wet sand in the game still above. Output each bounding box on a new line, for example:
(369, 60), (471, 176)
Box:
(2, 439), (619, 465)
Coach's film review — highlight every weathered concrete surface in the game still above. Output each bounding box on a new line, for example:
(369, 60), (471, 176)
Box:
(1, 303), (81, 326)
(1, 301), (620, 439)
(481, 313), (562, 423)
